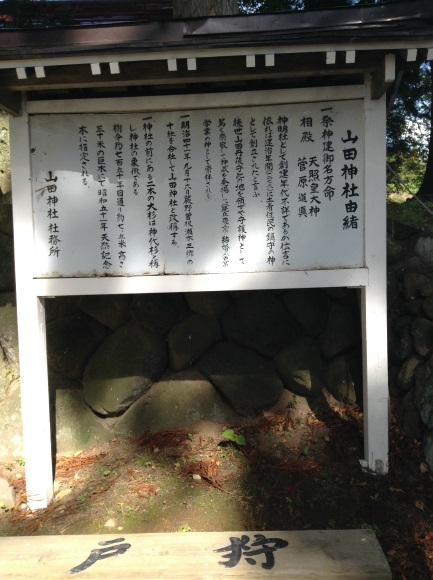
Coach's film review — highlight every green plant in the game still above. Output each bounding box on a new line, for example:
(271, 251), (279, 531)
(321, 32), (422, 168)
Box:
(286, 395), (298, 409)
(17, 457), (25, 467)
(222, 429), (246, 446)
(4, 463), (12, 471)
(177, 523), (191, 533)
(136, 456), (153, 468)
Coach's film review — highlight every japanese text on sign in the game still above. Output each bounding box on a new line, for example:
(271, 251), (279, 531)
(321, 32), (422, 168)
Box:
(30, 100), (365, 278)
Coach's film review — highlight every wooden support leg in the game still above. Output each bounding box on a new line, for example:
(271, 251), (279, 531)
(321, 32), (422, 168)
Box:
(10, 110), (54, 509)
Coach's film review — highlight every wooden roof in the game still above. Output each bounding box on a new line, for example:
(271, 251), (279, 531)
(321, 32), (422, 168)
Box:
(0, 0), (432, 115)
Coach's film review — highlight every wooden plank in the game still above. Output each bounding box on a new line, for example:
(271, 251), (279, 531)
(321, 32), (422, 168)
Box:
(9, 110), (54, 508)
(0, 52), (379, 92)
(361, 82), (389, 473)
(32, 268), (369, 298)
(0, 39), (428, 72)
(26, 85), (367, 115)
(0, 530), (391, 578)
(371, 53), (395, 100)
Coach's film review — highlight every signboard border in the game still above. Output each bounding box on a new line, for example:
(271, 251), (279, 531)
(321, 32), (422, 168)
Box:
(10, 83), (388, 509)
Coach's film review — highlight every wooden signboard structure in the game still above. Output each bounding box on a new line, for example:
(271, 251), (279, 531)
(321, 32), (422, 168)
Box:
(1, 2), (432, 509)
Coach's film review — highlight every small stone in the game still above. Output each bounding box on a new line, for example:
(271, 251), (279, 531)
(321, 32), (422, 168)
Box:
(104, 518), (116, 528)
(412, 318), (433, 357)
(192, 474), (202, 481)
(0, 477), (15, 509)
(56, 489), (72, 501)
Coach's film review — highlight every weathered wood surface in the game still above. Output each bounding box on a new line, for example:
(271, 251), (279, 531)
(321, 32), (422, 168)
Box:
(0, 530), (391, 578)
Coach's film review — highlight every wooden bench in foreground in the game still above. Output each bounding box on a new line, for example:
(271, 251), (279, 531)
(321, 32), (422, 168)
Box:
(0, 529), (391, 578)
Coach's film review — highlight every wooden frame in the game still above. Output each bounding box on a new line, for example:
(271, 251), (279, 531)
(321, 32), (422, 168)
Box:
(10, 83), (388, 509)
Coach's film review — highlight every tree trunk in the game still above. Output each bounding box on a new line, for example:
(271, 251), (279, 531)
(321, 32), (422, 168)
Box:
(173, 0), (239, 18)
(418, 64), (433, 198)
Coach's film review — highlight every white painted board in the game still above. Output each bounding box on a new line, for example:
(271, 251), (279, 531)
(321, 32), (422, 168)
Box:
(30, 100), (364, 278)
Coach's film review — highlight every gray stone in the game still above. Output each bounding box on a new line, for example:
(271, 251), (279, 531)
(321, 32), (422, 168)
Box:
(423, 295), (433, 321)
(46, 313), (107, 380)
(79, 294), (131, 330)
(320, 302), (360, 359)
(415, 235), (433, 265)
(0, 193), (13, 237)
(0, 381), (23, 460)
(423, 431), (433, 472)
(184, 291), (230, 318)
(275, 337), (324, 398)
(221, 291), (300, 357)
(323, 288), (357, 306)
(325, 354), (358, 403)
(131, 293), (186, 335)
(49, 368), (83, 391)
(387, 236), (403, 265)
(397, 355), (424, 392)
(45, 296), (79, 323)
(403, 272), (428, 300)
(393, 316), (414, 361)
(55, 389), (113, 454)
(411, 317), (433, 357)
(0, 232), (14, 292)
(0, 348), (12, 402)
(414, 362), (433, 429)
(281, 289), (329, 338)
(114, 368), (237, 437)
(398, 391), (423, 442)
(199, 342), (283, 416)
(167, 313), (221, 371)
(404, 299), (424, 317)
(0, 114), (10, 197)
(0, 292), (18, 373)
(84, 320), (167, 416)
(0, 478), (16, 510)
(419, 278), (433, 298)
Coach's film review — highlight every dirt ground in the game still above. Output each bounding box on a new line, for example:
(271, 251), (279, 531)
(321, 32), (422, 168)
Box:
(0, 390), (432, 579)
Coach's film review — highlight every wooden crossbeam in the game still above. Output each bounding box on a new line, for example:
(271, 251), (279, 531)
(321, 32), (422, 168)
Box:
(0, 530), (391, 578)
(371, 53), (395, 100)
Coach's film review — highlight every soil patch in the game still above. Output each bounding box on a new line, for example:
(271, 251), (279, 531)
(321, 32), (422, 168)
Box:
(0, 391), (432, 579)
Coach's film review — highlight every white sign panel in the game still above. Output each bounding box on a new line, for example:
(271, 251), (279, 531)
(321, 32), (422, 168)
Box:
(30, 100), (364, 278)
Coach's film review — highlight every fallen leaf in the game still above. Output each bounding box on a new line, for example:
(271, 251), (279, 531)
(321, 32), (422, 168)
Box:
(415, 500), (425, 511)
(420, 463), (429, 474)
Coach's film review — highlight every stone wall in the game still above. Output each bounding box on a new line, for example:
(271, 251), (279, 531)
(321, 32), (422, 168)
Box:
(387, 221), (433, 468)
(0, 112), (10, 196)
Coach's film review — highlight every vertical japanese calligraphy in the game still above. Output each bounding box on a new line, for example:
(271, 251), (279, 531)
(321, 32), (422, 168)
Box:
(113, 123), (126, 268)
(96, 125), (112, 270)
(219, 117), (230, 268)
(341, 129), (360, 230)
(31, 99), (365, 278)
(143, 117), (159, 269)
(166, 121), (179, 247)
(181, 115), (195, 265)
(277, 115), (290, 265)
(234, 116), (247, 264)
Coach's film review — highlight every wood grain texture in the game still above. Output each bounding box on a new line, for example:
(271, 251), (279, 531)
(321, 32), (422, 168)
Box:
(0, 530), (391, 578)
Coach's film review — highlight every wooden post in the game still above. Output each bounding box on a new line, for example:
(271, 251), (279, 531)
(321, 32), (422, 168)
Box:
(9, 105), (53, 509)
(361, 83), (389, 473)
